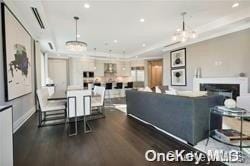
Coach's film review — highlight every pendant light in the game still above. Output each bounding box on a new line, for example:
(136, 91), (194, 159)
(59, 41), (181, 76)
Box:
(65, 16), (87, 52)
(172, 12), (197, 42)
(122, 51), (126, 71)
(108, 50), (112, 72)
(94, 48), (97, 70)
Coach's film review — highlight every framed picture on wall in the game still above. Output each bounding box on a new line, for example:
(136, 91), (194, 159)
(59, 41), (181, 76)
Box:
(1, 3), (33, 101)
(171, 68), (186, 86)
(170, 48), (186, 68)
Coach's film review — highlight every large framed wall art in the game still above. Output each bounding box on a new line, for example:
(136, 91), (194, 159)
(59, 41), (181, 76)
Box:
(170, 48), (187, 86)
(171, 68), (186, 86)
(1, 3), (33, 101)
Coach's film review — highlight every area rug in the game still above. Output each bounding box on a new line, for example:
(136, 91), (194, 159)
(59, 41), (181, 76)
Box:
(113, 104), (250, 165)
(195, 136), (250, 165)
(112, 104), (127, 113)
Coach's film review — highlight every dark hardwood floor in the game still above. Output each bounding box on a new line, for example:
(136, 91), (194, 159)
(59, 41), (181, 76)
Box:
(14, 108), (223, 166)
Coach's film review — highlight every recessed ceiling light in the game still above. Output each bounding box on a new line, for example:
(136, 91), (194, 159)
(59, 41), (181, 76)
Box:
(140, 18), (145, 23)
(77, 34), (80, 38)
(142, 43), (146, 47)
(232, 2), (239, 8)
(84, 3), (90, 9)
(113, 40), (118, 43)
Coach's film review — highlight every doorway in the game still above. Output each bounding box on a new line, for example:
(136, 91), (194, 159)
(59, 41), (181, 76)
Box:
(48, 58), (68, 92)
(148, 59), (163, 88)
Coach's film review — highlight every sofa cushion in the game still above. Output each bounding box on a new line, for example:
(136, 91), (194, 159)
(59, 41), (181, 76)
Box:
(177, 91), (208, 97)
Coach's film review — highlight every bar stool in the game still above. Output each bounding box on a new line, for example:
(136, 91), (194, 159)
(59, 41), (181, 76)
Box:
(114, 82), (123, 98)
(83, 82), (88, 89)
(125, 82), (133, 89)
(92, 83), (101, 90)
(94, 83), (101, 86)
(105, 83), (112, 106)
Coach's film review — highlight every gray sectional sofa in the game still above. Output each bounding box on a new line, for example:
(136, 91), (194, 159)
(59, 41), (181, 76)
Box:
(126, 90), (224, 145)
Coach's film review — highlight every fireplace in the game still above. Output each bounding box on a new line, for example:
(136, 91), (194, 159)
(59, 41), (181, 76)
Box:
(193, 77), (248, 98)
(200, 84), (240, 99)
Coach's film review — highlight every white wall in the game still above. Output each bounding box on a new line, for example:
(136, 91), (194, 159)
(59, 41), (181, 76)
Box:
(0, 2), (36, 131)
(40, 52), (45, 87)
(35, 41), (42, 89)
(163, 28), (250, 92)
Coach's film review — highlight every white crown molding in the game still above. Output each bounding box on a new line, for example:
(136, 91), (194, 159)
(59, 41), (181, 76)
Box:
(46, 49), (127, 59)
(162, 22), (250, 52)
(130, 6), (250, 58)
(42, 5), (250, 60)
(47, 52), (132, 61)
(7, 0), (250, 60)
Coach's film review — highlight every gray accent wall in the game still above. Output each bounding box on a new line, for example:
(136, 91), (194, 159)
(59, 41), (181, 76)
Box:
(0, 2), (35, 126)
(163, 28), (250, 92)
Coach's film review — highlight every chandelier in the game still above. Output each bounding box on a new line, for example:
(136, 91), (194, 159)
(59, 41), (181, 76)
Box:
(65, 16), (87, 52)
(172, 12), (197, 42)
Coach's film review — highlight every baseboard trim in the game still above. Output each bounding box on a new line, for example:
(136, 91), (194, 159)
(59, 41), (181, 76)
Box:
(13, 107), (36, 133)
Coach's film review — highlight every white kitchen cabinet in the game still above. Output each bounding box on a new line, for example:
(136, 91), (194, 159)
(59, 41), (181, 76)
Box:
(94, 61), (104, 76)
(69, 58), (96, 84)
(0, 105), (13, 166)
(79, 59), (95, 71)
(116, 62), (122, 76)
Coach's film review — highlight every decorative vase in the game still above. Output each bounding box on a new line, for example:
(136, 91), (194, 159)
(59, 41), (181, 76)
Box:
(195, 67), (202, 78)
(224, 99), (237, 109)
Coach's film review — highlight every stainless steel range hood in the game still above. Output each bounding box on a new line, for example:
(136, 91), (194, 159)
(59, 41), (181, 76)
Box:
(104, 63), (117, 74)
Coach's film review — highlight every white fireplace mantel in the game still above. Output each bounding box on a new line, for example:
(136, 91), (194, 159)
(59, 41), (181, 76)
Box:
(193, 77), (248, 96)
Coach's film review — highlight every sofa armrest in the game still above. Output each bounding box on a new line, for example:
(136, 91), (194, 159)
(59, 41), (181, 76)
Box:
(192, 95), (224, 145)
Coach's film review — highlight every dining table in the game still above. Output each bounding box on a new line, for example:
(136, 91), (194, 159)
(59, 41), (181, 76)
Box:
(48, 91), (67, 101)
(48, 88), (100, 102)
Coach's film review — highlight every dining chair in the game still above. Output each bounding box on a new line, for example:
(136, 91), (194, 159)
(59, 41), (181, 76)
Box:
(36, 88), (66, 127)
(67, 90), (92, 136)
(114, 82), (123, 98)
(105, 83), (113, 105)
(92, 86), (106, 118)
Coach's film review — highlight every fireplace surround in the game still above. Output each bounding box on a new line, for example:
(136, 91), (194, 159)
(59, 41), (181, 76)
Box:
(200, 84), (240, 99)
(193, 77), (248, 98)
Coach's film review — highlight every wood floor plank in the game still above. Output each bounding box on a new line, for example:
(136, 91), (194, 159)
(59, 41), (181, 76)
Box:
(14, 108), (224, 166)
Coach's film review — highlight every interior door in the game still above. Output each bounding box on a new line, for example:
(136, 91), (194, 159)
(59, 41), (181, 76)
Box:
(48, 59), (67, 92)
(151, 66), (162, 87)
(148, 60), (163, 87)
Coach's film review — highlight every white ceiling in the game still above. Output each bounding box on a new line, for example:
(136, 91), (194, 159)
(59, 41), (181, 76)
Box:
(4, 0), (250, 59)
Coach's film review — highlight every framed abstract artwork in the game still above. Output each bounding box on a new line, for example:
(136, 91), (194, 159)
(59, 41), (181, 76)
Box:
(1, 3), (33, 101)
(170, 48), (186, 68)
(171, 68), (186, 86)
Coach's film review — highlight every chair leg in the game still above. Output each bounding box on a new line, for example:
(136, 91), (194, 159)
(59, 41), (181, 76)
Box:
(64, 109), (67, 127)
(38, 111), (42, 127)
(68, 116), (78, 136)
(75, 116), (78, 135)
(44, 112), (47, 121)
(84, 116), (92, 133)
(101, 106), (105, 118)
(108, 90), (112, 106)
